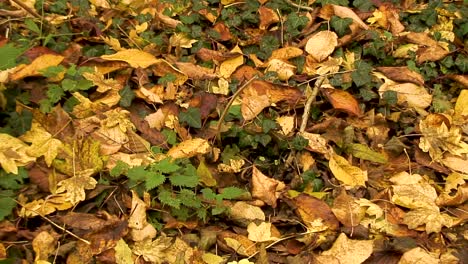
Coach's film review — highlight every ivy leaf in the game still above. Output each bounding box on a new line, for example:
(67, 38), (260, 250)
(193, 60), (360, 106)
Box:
(330, 16), (353, 36)
(179, 107), (202, 128)
(352, 61), (373, 87)
(119, 85), (135, 107)
(455, 54), (467, 72)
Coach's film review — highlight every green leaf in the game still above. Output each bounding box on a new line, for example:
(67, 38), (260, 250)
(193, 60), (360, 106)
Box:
(0, 44), (22, 70)
(346, 143), (387, 164)
(261, 119), (277, 133)
(0, 197), (16, 221)
(0, 168), (28, 190)
(219, 187), (244, 200)
(455, 54), (468, 72)
(179, 107), (202, 128)
(292, 135), (308, 151)
(127, 166), (149, 181)
(158, 189), (181, 209)
(330, 16), (353, 36)
(162, 129), (177, 145)
(144, 173), (165, 191)
(352, 61), (373, 87)
(119, 85), (135, 107)
(24, 18), (41, 35)
(47, 84), (65, 103)
(353, 0), (375, 11)
(179, 189), (202, 208)
(201, 188), (216, 200)
(39, 99), (53, 113)
(157, 73), (177, 85)
(382, 90), (398, 105)
(40, 65), (66, 78)
(170, 173), (199, 187)
(152, 158), (180, 174)
(110, 160), (129, 177)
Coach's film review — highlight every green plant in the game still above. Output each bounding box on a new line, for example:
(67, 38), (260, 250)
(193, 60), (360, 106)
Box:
(110, 158), (245, 221)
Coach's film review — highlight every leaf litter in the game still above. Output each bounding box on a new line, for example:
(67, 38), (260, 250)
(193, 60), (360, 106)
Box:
(0, 0), (467, 263)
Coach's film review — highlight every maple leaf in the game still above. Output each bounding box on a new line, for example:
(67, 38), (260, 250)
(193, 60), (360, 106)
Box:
(316, 233), (373, 264)
(56, 175), (97, 205)
(418, 114), (468, 161)
(247, 222), (279, 242)
(20, 121), (63, 167)
(0, 133), (36, 174)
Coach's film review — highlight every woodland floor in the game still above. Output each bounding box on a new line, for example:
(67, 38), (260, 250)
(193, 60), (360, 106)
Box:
(0, 0), (467, 263)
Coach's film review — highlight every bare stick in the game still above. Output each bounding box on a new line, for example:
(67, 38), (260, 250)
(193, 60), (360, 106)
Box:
(299, 76), (325, 133)
(284, 0), (314, 11)
(10, 0), (41, 18)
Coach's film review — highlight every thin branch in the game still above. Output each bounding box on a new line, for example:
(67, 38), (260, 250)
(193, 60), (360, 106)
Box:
(214, 76), (257, 144)
(284, 0), (314, 11)
(299, 76), (325, 133)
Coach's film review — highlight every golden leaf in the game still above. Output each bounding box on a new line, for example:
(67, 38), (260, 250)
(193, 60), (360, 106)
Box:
(101, 49), (158, 68)
(0, 133), (36, 174)
(305, 31), (338, 62)
(329, 153), (368, 187)
(317, 233), (373, 264)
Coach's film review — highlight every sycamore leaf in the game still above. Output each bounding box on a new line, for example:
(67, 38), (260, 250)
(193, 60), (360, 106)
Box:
(131, 235), (174, 263)
(19, 194), (73, 217)
(0, 133), (36, 174)
(56, 175), (98, 205)
(167, 138), (210, 159)
(403, 206), (453, 233)
(329, 153), (368, 188)
(20, 121), (63, 166)
(32, 231), (56, 262)
(418, 114), (468, 161)
(114, 239), (134, 264)
(10, 54), (64, 81)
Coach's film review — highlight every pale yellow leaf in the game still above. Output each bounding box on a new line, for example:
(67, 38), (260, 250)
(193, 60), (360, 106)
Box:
(0, 133), (36, 174)
(398, 247), (440, 264)
(403, 206), (453, 233)
(276, 115), (295, 135)
(392, 182), (437, 209)
(33, 231), (56, 262)
(379, 82), (432, 109)
(19, 194), (73, 217)
(56, 176), (98, 205)
(319, 233), (373, 264)
(167, 138), (210, 159)
(229, 201), (265, 222)
(114, 239), (134, 264)
(329, 153), (367, 187)
(20, 121), (63, 166)
(265, 59), (296, 80)
(101, 49), (158, 68)
(299, 132), (328, 154)
(247, 222), (278, 242)
(332, 4), (369, 30)
(305, 31), (338, 62)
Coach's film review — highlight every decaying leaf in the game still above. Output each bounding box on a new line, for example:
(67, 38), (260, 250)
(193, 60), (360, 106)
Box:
(247, 222), (279, 242)
(10, 54), (64, 81)
(293, 193), (339, 231)
(166, 138), (211, 159)
(101, 49), (158, 68)
(305, 31), (338, 62)
(0, 133), (36, 174)
(251, 166), (285, 208)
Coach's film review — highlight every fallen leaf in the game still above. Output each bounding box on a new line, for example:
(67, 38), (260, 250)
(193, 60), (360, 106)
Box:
(0, 133), (36, 174)
(101, 49), (158, 68)
(378, 82), (432, 109)
(317, 233), (373, 264)
(376, 66), (424, 86)
(398, 247), (440, 264)
(305, 31), (338, 62)
(114, 239), (134, 264)
(299, 132), (328, 154)
(329, 153), (368, 188)
(247, 222), (279, 242)
(321, 88), (362, 116)
(33, 231), (57, 262)
(265, 59), (296, 81)
(219, 231), (257, 256)
(131, 235), (173, 263)
(258, 6), (280, 30)
(228, 201), (265, 222)
(166, 138), (211, 159)
(276, 115), (295, 135)
(20, 121), (63, 166)
(331, 4), (369, 30)
(219, 45), (244, 79)
(293, 193), (339, 231)
(10, 54), (64, 81)
(331, 191), (364, 227)
(56, 175), (98, 205)
(251, 166), (285, 208)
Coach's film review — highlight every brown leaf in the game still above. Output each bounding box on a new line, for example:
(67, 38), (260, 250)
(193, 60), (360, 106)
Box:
(331, 191), (364, 227)
(259, 6), (280, 30)
(212, 22), (232, 41)
(436, 184), (468, 206)
(293, 193), (339, 231)
(175, 62), (217, 80)
(196, 48), (241, 63)
(305, 31), (338, 62)
(321, 88), (362, 116)
(217, 231), (257, 256)
(376, 66), (424, 86)
(251, 166), (285, 208)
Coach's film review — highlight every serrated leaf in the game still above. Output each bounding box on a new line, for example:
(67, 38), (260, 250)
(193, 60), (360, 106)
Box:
(152, 158), (180, 174)
(220, 186), (245, 199)
(170, 174), (199, 187)
(0, 44), (22, 70)
(110, 160), (129, 177)
(158, 189), (181, 209)
(179, 189), (202, 208)
(145, 173), (165, 190)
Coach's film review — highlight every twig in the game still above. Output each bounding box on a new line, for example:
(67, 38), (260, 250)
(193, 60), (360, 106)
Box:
(284, 0), (314, 11)
(214, 76), (257, 144)
(299, 76), (325, 133)
(9, 0), (41, 18)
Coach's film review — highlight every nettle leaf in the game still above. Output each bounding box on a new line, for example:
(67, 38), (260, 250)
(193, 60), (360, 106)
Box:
(201, 188), (217, 201)
(331, 16), (353, 37)
(0, 168), (28, 190)
(170, 173), (199, 187)
(219, 187), (245, 200)
(157, 73), (177, 85)
(110, 160), (129, 177)
(145, 173), (165, 191)
(152, 158), (180, 174)
(0, 44), (22, 70)
(0, 196), (16, 221)
(179, 189), (202, 208)
(179, 107), (202, 128)
(47, 84), (65, 103)
(352, 61), (373, 87)
(40, 65), (66, 77)
(162, 129), (177, 145)
(158, 189), (181, 209)
(127, 166), (150, 181)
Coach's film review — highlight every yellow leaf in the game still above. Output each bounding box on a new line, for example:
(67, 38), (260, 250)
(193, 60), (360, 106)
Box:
(33, 231), (56, 262)
(329, 153), (367, 187)
(167, 138), (210, 159)
(331, 4), (369, 30)
(197, 159), (217, 186)
(265, 59), (296, 80)
(251, 166), (285, 208)
(219, 45), (244, 78)
(318, 233), (373, 264)
(10, 54), (64, 81)
(398, 247), (440, 264)
(169, 33), (198, 48)
(300, 132), (328, 154)
(20, 121), (63, 167)
(56, 175), (97, 205)
(305, 31), (338, 62)
(114, 239), (134, 264)
(276, 115), (295, 135)
(247, 222), (279, 242)
(0, 133), (36, 174)
(131, 235), (174, 263)
(403, 206), (453, 233)
(82, 71), (122, 93)
(19, 194), (73, 217)
(101, 49), (158, 68)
